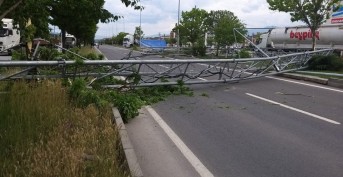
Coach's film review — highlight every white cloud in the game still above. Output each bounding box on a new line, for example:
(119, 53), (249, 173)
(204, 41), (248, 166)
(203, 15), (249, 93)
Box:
(95, 0), (305, 39)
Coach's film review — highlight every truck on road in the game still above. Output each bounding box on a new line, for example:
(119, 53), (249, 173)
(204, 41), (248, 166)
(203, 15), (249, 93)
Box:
(123, 34), (134, 48)
(0, 18), (20, 55)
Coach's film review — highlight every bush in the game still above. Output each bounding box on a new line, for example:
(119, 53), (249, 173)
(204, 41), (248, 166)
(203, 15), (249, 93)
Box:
(85, 52), (99, 60)
(308, 55), (343, 71)
(11, 50), (27, 60)
(236, 49), (251, 58)
(38, 47), (61, 60)
(192, 43), (206, 56)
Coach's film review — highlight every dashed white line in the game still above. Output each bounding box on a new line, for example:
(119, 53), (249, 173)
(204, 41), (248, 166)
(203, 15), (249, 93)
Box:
(198, 77), (208, 81)
(246, 93), (341, 125)
(145, 106), (215, 177)
(266, 76), (343, 93)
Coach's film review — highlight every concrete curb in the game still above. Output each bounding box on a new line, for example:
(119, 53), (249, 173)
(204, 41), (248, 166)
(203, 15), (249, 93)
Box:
(279, 73), (343, 89)
(112, 107), (144, 177)
(328, 78), (343, 88)
(278, 73), (328, 85)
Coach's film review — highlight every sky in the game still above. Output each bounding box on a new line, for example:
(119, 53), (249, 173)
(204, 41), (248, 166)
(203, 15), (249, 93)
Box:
(95, 0), (305, 39)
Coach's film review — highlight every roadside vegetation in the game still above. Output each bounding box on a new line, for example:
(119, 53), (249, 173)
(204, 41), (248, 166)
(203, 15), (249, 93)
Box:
(298, 54), (343, 79)
(0, 80), (128, 176)
(308, 54), (343, 72)
(1, 45), (193, 176)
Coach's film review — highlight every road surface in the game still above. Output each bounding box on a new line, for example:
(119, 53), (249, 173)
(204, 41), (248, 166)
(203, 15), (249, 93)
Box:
(100, 45), (343, 177)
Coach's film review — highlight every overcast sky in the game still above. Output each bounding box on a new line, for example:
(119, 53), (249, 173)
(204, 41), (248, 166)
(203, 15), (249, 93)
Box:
(95, 0), (304, 39)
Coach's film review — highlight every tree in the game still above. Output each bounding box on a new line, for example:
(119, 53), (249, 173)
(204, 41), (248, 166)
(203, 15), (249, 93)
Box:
(114, 32), (128, 45)
(178, 7), (208, 55)
(178, 7), (208, 46)
(49, 0), (142, 49)
(0, 0), (23, 19)
(267, 0), (340, 50)
(0, 0), (142, 53)
(134, 26), (144, 42)
(206, 10), (246, 56)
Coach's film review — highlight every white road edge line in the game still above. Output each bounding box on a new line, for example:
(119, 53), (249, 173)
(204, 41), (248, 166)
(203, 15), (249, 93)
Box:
(145, 106), (215, 177)
(246, 93), (341, 125)
(266, 76), (343, 93)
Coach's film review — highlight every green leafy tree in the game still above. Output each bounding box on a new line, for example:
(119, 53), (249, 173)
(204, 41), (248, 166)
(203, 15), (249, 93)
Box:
(206, 10), (246, 56)
(114, 32), (128, 45)
(1, 0), (52, 39)
(0, 0), (142, 51)
(267, 0), (340, 50)
(178, 7), (208, 49)
(0, 0), (23, 19)
(134, 26), (144, 42)
(49, 0), (141, 49)
(1, 0), (51, 58)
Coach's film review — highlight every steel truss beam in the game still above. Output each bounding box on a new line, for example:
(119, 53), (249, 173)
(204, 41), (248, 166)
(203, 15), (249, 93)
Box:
(0, 49), (333, 88)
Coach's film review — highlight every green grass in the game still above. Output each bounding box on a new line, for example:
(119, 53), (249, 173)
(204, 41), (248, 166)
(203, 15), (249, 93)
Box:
(298, 70), (343, 79)
(0, 80), (128, 177)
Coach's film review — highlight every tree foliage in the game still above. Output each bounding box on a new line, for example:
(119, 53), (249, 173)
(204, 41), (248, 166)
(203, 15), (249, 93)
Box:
(178, 7), (208, 46)
(267, 0), (340, 50)
(0, 0), (142, 49)
(0, 0), (23, 19)
(134, 26), (144, 41)
(206, 10), (246, 56)
(0, 0), (51, 40)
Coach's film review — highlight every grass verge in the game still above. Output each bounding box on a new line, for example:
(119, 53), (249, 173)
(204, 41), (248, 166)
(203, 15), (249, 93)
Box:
(0, 80), (128, 176)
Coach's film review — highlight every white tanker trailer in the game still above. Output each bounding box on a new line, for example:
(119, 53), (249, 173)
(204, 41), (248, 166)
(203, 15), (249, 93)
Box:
(256, 24), (343, 51)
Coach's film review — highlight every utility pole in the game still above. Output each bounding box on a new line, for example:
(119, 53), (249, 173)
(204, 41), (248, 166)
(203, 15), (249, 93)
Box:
(177, 0), (180, 53)
(140, 4), (142, 47)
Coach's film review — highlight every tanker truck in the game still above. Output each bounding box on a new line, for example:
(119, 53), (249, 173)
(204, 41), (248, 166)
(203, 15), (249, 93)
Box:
(256, 1), (343, 53)
(0, 18), (20, 55)
(256, 24), (343, 51)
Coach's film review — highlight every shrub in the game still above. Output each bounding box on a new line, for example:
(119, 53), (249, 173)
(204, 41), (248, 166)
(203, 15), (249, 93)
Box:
(38, 47), (61, 60)
(237, 49), (251, 58)
(308, 54), (343, 71)
(86, 52), (99, 60)
(192, 43), (207, 56)
(11, 50), (27, 60)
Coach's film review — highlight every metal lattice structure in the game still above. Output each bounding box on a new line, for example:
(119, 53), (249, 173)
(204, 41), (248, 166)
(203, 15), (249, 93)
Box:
(0, 48), (333, 88)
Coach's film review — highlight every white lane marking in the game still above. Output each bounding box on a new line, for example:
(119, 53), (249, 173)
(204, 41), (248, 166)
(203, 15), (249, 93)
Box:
(266, 76), (343, 93)
(246, 93), (341, 125)
(197, 62), (343, 94)
(145, 106), (215, 177)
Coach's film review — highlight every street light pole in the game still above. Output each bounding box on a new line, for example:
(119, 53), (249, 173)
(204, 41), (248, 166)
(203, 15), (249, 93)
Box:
(177, 0), (180, 53)
(140, 5), (142, 47)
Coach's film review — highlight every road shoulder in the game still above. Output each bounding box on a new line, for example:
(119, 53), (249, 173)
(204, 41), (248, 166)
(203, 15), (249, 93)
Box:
(126, 106), (201, 177)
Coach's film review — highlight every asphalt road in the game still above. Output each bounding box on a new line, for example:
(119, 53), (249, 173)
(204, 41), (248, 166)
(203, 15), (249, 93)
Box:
(97, 44), (142, 60)
(154, 79), (343, 177)
(0, 55), (11, 61)
(100, 45), (343, 177)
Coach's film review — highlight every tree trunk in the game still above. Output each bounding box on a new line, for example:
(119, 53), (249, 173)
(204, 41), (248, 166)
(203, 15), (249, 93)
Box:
(311, 28), (316, 51)
(61, 29), (66, 53)
(216, 45), (220, 56)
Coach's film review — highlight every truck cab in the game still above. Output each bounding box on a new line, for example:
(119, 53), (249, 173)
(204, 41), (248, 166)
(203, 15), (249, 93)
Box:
(123, 34), (134, 48)
(0, 18), (20, 55)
